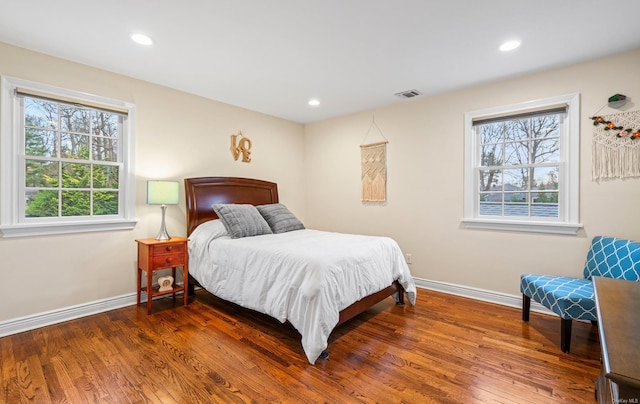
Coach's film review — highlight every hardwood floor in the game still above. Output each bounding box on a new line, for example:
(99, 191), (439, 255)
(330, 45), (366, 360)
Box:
(1, 288), (600, 403)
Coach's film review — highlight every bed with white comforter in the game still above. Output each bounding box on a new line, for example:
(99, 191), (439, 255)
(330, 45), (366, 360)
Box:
(188, 219), (417, 364)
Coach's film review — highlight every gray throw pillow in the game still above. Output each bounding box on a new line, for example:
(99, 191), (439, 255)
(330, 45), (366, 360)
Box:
(212, 204), (273, 239)
(256, 203), (305, 234)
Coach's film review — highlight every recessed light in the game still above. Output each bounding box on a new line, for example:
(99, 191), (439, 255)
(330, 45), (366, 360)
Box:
(499, 40), (521, 52)
(308, 99), (320, 107)
(131, 33), (154, 46)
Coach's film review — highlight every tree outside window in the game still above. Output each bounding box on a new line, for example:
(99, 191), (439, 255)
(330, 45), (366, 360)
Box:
(24, 98), (121, 218)
(462, 93), (581, 235)
(1, 76), (136, 237)
(477, 113), (560, 218)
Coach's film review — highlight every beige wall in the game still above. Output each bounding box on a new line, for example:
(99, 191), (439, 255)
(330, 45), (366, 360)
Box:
(304, 49), (640, 295)
(2, 40), (639, 325)
(0, 42), (306, 321)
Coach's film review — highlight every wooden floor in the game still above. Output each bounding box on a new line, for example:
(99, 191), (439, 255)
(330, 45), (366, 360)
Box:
(1, 288), (600, 403)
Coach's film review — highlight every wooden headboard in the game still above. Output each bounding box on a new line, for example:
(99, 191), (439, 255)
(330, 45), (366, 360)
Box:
(184, 177), (279, 235)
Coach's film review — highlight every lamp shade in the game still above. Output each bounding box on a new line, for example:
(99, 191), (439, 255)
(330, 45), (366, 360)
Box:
(147, 180), (179, 205)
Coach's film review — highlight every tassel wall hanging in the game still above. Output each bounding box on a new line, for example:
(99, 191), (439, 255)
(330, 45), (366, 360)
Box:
(360, 118), (388, 202)
(591, 109), (640, 181)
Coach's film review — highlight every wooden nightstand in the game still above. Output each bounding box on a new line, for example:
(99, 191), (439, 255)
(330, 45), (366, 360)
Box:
(136, 237), (189, 314)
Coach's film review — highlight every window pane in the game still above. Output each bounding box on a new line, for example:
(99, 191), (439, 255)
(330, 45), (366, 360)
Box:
(93, 165), (119, 188)
(479, 144), (503, 168)
(24, 98), (58, 129)
(504, 202), (528, 217)
(532, 191), (558, 203)
(92, 136), (118, 162)
(25, 190), (59, 217)
(506, 192), (528, 203)
(25, 128), (58, 157)
(532, 166), (559, 189)
(503, 168), (527, 190)
(479, 200), (501, 216)
(62, 162), (90, 188)
(92, 112), (119, 137)
(61, 190), (90, 216)
(25, 160), (59, 187)
(94, 191), (119, 215)
(531, 192), (559, 217)
(478, 169), (501, 191)
(480, 123), (503, 144)
(532, 138), (559, 163)
(506, 119), (529, 141)
(60, 105), (90, 133)
(504, 141), (528, 166)
(60, 133), (90, 159)
(481, 191), (503, 202)
(532, 114), (560, 138)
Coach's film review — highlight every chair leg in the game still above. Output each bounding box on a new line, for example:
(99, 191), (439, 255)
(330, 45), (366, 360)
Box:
(560, 318), (572, 353)
(522, 294), (531, 322)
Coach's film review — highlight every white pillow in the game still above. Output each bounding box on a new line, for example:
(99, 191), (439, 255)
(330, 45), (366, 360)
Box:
(189, 219), (228, 251)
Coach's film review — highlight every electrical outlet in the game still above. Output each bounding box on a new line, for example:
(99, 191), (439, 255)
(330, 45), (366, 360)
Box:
(405, 253), (412, 264)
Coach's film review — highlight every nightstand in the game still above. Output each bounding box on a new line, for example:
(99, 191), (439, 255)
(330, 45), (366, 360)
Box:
(136, 237), (189, 314)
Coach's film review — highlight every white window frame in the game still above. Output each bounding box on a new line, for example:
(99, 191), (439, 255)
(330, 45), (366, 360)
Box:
(0, 76), (137, 237)
(462, 93), (582, 235)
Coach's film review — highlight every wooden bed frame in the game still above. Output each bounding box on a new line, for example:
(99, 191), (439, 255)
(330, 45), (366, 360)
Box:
(184, 176), (404, 329)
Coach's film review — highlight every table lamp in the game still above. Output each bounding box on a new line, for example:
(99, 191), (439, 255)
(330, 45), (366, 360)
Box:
(147, 180), (179, 240)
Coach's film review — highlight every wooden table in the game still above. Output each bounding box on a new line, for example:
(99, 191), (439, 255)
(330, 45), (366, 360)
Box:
(136, 237), (189, 314)
(594, 276), (640, 403)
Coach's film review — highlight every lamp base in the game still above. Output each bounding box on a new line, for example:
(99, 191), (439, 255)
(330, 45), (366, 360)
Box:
(155, 204), (172, 241)
(155, 229), (171, 241)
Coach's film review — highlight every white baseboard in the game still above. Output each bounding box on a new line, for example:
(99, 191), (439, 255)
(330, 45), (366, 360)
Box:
(413, 277), (556, 316)
(0, 293), (138, 337)
(0, 279), (555, 338)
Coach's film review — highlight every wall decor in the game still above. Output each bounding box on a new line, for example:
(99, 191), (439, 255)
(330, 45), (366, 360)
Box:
(230, 131), (252, 162)
(361, 141), (388, 201)
(360, 117), (389, 202)
(592, 109), (640, 181)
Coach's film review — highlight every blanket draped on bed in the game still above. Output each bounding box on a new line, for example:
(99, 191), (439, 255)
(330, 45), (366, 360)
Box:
(188, 222), (416, 364)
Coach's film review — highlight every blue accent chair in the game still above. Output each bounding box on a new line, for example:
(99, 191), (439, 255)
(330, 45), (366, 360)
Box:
(520, 236), (640, 353)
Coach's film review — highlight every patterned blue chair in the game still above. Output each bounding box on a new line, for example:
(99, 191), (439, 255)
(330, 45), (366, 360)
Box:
(520, 236), (640, 353)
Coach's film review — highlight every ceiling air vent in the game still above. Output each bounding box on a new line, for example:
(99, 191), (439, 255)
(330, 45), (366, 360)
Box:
(394, 89), (422, 99)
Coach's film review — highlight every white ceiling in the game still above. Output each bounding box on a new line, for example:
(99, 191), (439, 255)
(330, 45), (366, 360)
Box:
(2, 1), (640, 124)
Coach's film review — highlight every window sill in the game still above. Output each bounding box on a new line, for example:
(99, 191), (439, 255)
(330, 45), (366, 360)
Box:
(0, 219), (138, 238)
(461, 218), (582, 235)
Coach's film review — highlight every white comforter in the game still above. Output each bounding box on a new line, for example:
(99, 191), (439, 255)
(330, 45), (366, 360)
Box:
(188, 220), (417, 364)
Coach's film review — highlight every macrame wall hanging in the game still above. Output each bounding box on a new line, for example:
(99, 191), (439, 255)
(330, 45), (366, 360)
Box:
(360, 118), (388, 202)
(591, 96), (640, 181)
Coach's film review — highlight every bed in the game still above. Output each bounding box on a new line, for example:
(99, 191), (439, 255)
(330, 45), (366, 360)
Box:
(184, 176), (416, 364)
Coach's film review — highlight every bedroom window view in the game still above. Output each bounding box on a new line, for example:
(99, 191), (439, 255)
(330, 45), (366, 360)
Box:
(476, 112), (561, 219)
(463, 93), (580, 234)
(0, 76), (136, 237)
(23, 97), (122, 218)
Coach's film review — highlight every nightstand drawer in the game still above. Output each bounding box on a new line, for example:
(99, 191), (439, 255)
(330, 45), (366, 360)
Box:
(151, 252), (185, 268)
(151, 242), (186, 256)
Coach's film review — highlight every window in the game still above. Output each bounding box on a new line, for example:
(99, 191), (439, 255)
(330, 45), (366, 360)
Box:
(463, 93), (582, 235)
(1, 76), (137, 237)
